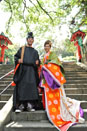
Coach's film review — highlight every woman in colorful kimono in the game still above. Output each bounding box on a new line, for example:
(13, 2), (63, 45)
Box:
(39, 40), (85, 131)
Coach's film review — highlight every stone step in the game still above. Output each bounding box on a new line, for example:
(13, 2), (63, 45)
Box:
(0, 67), (14, 69)
(0, 66), (14, 69)
(0, 81), (12, 84)
(64, 66), (83, 69)
(0, 88), (86, 95)
(63, 63), (78, 65)
(0, 64), (14, 66)
(1, 78), (13, 81)
(0, 73), (13, 75)
(11, 108), (87, 121)
(65, 67), (86, 69)
(0, 89), (13, 94)
(1, 87), (87, 95)
(0, 90), (86, 101)
(4, 121), (87, 131)
(65, 70), (87, 72)
(65, 74), (87, 77)
(0, 68), (13, 70)
(66, 80), (87, 84)
(83, 109), (87, 121)
(0, 86), (13, 90)
(0, 84), (10, 88)
(64, 83), (87, 88)
(63, 64), (79, 66)
(0, 72), (13, 75)
(64, 65), (80, 67)
(11, 111), (48, 121)
(39, 94), (87, 107)
(81, 101), (87, 109)
(67, 94), (87, 101)
(65, 69), (84, 71)
(65, 88), (87, 94)
(39, 90), (87, 97)
(0, 93), (86, 108)
(65, 69), (85, 71)
(0, 78), (87, 86)
(0, 94), (11, 101)
(63, 64), (77, 66)
(0, 74), (13, 77)
(1, 80), (87, 84)
(0, 70), (14, 73)
(66, 77), (87, 80)
(0, 65), (14, 69)
(0, 101), (7, 109)
(65, 71), (87, 76)
(4, 76), (13, 78)
(63, 64), (83, 67)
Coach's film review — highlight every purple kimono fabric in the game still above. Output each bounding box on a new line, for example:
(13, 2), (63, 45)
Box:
(42, 69), (61, 89)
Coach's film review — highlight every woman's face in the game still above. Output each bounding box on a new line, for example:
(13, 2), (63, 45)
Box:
(27, 38), (34, 46)
(44, 44), (51, 53)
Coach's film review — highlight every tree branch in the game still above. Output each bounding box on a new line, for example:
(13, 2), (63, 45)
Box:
(4, 0), (13, 33)
(48, 11), (57, 14)
(23, 0), (30, 32)
(36, 0), (54, 23)
(78, 20), (86, 27)
(29, 0), (40, 13)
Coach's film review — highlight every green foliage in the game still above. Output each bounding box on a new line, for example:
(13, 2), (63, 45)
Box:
(1, 0), (86, 36)
(4, 44), (19, 64)
(0, 0), (87, 61)
(1, 0), (87, 33)
(63, 38), (76, 53)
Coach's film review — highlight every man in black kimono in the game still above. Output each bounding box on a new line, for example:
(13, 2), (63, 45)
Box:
(13, 32), (40, 112)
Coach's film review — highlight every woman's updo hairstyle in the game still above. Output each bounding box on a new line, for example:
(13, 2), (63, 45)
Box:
(44, 40), (52, 48)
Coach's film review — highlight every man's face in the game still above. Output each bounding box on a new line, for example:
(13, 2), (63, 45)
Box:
(27, 38), (34, 45)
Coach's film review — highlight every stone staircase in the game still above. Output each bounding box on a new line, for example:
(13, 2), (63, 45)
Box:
(64, 62), (87, 102)
(0, 64), (14, 110)
(1, 62), (87, 131)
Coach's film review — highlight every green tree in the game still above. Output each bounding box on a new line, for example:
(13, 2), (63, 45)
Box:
(1, 0), (86, 34)
(4, 44), (20, 64)
(0, 0), (87, 59)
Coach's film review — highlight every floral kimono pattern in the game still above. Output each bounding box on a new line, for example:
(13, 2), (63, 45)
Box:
(40, 51), (85, 131)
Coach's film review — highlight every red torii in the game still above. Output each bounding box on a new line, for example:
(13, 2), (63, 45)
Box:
(0, 32), (12, 63)
(70, 29), (86, 62)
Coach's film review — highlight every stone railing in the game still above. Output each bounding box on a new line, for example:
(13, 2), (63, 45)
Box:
(0, 96), (13, 131)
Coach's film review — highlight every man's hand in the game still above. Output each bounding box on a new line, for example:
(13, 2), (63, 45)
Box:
(36, 60), (39, 65)
(18, 59), (23, 63)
